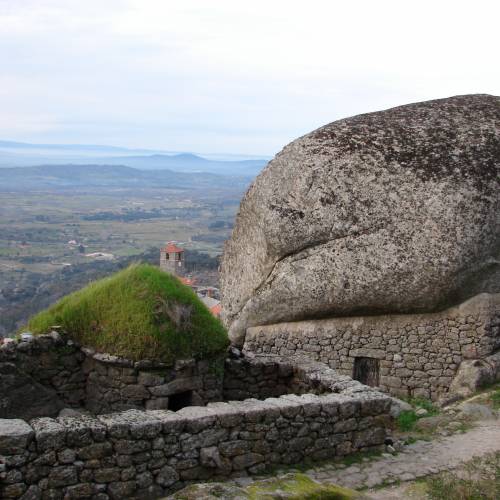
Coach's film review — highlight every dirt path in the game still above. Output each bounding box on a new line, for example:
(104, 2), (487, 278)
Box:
(304, 420), (500, 491)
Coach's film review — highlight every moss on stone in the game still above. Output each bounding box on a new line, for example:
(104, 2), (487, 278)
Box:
(172, 474), (360, 499)
(246, 473), (359, 499)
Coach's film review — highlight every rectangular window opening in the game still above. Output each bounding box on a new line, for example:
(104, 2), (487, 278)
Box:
(353, 357), (380, 387)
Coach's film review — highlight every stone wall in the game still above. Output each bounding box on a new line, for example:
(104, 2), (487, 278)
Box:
(0, 334), (225, 419)
(222, 354), (370, 401)
(244, 293), (500, 401)
(82, 351), (224, 414)
(0, 357), (391, 499)
(223, 355), (319, 400)
(0, 333), (86, 419)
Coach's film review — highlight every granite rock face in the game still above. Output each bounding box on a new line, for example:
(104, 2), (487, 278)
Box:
(221, 94), (500, 346)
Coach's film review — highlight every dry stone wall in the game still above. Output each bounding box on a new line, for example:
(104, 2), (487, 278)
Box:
(223, 355), (321, 400)
(244, 294), (500, 401)
(0, 334), (225, 419)
(0, 333), (86, 419)
(0, 357), (391, 499)
(82, 351), (224, 414)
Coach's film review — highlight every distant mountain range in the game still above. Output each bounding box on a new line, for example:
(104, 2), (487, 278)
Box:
(0, 140), (270, 176)
(0, 164), (252, 192)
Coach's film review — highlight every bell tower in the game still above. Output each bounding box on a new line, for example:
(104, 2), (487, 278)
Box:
(160, 242), (185, 276)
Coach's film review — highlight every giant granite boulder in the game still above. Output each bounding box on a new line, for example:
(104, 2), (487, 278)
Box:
(221, 94), (500, 346)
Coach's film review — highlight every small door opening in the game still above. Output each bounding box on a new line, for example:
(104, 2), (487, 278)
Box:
(168, 390), (193, 411)
(353, 357), (380, 387)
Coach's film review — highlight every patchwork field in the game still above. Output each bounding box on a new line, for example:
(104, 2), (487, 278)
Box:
(0, 172), (249, 335)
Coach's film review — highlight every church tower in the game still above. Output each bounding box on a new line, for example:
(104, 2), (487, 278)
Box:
(160, 242), (185, 276)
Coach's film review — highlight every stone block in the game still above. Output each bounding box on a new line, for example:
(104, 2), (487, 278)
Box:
(108, 481), (137, 499)
(77, 442), (113, 460)
(31, 418), (66, 451)
(149, 376), (202, 397)
(93, 467), (121, 483)
(64, 483), (95, 499)
(48, 466), (78, 488)
(1, 483), (27, 498)
(122, 384), (150, 400)
(155, 465), (179, 487)
(176, 406), (217, 433)
(349, 348), (386, 359)
(145, 398), (169, 410)
(137, 372), (164, 387)
(200, 446), (222, 468)
(0, 419), (34, 455)
(219, 440), (251, 457)
(232, 452), (264, 470)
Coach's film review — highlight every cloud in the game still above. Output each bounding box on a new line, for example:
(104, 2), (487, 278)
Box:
(0, 0), (498, 155)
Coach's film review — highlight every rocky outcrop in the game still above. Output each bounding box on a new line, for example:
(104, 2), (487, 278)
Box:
(221, 94), (500, 346)
(449, 351), (500, 399)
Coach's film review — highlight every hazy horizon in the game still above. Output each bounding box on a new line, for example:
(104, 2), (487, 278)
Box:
(1, 0), (499, 155)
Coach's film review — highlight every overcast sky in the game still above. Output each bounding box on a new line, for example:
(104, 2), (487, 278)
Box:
(0, 0), (498, 156)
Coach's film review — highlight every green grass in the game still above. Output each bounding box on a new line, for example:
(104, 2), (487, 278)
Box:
(26, 263), (229, 363)
(246, 473), (359, 499)
(396, 410), (419, 431)
(173, 474), (360, 499)
(407, 397), (440, 416)
(490, 389), (500, 409)
(395, 397), (440, 432)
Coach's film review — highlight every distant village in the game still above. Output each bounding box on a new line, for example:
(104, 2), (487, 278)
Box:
(160, 242), (221, 318)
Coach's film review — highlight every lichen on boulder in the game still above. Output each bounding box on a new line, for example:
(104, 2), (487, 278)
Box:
(221, 94), (500, 346)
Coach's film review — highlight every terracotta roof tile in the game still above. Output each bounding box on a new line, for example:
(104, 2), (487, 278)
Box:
(162, 242), (184, 253)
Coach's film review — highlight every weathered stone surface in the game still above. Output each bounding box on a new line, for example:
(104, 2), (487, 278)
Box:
(221, 94), (500, 345)
(200, 446), (223, 468)
(155, 465), (179, 487)
(0, 355), (393, 499)
(0, 419), (34, 455)
(0, 362), (65, 420)
(18, 485), (41, 500)
(31, 418), (66, 451)
(245, 294), (500, 401)
(149, 376), (202, 397)
(449, 359), (496, 398)
(389, 398), (412, 418)
(414, 415), (450, 432)
(48, 465), (78, 487)
(458, 402), (497, 420)
(449, 349), (500, 401)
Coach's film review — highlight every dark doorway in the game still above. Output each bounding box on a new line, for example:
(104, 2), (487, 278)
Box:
(353, 357), (380, 387)
(168, 390), (193, 411)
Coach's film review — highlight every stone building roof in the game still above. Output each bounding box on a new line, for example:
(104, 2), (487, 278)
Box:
(161, 242), (184, 254)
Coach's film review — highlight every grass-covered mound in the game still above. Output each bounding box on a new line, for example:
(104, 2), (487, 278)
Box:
(27, 263), (229, 363)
